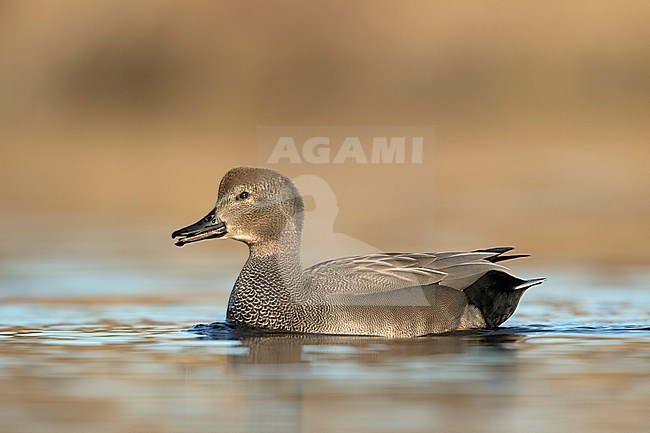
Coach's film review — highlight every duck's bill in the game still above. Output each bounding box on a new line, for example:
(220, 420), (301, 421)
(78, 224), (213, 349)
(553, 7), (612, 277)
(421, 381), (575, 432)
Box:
(171, 208), (227, 247)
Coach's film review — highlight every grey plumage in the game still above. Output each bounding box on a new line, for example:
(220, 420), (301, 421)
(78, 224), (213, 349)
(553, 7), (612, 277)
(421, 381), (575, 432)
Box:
(172, 167), (544, 338)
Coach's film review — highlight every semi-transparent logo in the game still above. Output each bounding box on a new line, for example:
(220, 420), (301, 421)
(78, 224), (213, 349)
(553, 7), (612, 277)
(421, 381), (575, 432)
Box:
(254, 126), (436, 306)
(258, 126), (432, 165)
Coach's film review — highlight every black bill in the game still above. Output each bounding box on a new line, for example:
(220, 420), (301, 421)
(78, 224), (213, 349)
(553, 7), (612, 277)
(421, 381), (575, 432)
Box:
(171, 208), (227, 247)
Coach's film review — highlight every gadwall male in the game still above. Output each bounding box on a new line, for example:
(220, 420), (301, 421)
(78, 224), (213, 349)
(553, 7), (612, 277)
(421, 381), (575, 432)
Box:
(172, 167), (543, 337)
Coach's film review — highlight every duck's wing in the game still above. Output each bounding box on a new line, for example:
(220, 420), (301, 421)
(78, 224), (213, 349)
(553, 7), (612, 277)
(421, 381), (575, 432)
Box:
(305, 247), (526, 298)
(305, 253), (448, 296)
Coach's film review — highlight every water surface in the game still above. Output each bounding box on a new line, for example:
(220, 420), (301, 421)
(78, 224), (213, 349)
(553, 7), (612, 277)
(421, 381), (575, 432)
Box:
(0, 221), (648, 433)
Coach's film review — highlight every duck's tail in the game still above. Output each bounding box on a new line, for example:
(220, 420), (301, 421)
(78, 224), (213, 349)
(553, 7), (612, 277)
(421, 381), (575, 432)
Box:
(463, 269), (545, 328)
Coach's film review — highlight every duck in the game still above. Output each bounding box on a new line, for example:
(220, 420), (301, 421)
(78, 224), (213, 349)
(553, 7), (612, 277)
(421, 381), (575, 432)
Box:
(172, 167), (544, 338)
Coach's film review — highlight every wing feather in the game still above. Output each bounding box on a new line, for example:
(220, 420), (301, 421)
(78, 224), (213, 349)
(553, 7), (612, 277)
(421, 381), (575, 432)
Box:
(305, 248), (525, 300)
(437, 262), (511, 290)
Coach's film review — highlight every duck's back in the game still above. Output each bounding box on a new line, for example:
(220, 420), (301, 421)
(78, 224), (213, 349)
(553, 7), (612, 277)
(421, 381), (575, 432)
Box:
(302, 247), (543, 337)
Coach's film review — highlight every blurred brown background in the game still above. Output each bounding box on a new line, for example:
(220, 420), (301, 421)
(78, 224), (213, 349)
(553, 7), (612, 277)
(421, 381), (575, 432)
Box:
(1, 0), (649, 265)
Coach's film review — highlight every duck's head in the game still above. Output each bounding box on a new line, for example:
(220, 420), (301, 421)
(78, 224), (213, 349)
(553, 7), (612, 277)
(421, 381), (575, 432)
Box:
(172, 167), (304, 249)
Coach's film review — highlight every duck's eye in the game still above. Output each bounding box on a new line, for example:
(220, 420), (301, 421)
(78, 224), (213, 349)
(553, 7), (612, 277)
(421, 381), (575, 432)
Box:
(238, 191), (249, 200)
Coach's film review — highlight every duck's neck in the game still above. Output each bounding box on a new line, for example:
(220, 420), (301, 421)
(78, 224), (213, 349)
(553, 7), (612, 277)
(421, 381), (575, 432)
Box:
(226, 235), (307, 330)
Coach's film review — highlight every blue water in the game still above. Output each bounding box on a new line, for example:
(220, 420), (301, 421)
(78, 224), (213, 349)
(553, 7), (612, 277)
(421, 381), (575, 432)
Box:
(0, 219), (648, 433)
